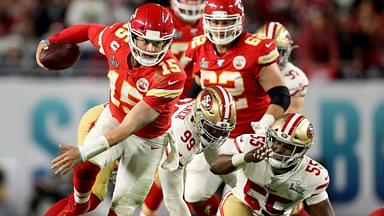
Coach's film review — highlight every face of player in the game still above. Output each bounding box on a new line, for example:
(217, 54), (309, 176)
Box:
(130, 36), (172, 66)
(203, 14), (243, 46)
(135, 37), (167, 54)
(208, 19), (236, 39)
(268, 135), (305, 169)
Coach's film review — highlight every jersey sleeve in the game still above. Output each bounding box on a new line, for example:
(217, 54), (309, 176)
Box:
(257, 38), (280, 65)
(48, 23), (107, 50)
(234, 133), (267, 154)
(185, 35), (207, 77)
(305, 163), (330, 205)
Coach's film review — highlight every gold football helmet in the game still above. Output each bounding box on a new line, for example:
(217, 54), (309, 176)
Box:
(193, 86), (236, 151)
(267, 113), (314, 169)
(256, 22), (295, 70)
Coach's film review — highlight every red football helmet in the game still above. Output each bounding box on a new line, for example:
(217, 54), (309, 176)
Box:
(128, 3), (175, 66)
(203, 0), (244, 45)
(170, 0), (206, 23)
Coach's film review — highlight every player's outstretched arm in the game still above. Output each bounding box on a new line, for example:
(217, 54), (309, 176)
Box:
(307, 199), (335, 216)
(210, 147), (272, 175)
(51, 101), (160, 175)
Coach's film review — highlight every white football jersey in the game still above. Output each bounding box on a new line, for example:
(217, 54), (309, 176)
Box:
(232, 133), (330, 216)
(168, 98), (202, 167)
(281, 62), (309, 97)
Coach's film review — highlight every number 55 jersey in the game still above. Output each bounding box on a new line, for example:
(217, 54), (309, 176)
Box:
(231, 133), (330, 216)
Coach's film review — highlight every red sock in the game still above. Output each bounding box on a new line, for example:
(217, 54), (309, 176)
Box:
(44, 196), (70, 216)
(108, 209), (117, 216)
(369, 208), (384, 216)
(190, 194), (220, 216)
(88, 193), (102, 212)
(73, 161), (100, 194)
(143, 183), (163, 211)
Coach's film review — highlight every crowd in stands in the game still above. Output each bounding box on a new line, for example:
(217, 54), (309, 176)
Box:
(0, 0), (383, 79)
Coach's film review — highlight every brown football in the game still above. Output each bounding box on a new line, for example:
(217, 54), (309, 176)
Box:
(39, 42), (80, 70)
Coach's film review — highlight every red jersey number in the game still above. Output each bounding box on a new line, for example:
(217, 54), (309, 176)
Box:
(244, 180), (292, 215)
(180, 130), (196, 151)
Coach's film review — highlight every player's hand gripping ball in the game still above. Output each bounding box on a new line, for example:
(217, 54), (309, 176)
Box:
(38, 41), (80, 70)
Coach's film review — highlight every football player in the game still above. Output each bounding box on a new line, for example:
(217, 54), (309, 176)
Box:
(141, 1), (205, 215)
(36, 3), (186, 216)
(211, 113), (335, 216)
(159, 86), (236, 216)
(256, 21), (309, 113)
(182, 0), (291, 214)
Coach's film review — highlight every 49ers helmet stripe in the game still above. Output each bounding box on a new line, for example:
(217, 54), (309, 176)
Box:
(266, 22), (277, 38)
(282, 113), (304, 135)
(214, 85), (233, 122)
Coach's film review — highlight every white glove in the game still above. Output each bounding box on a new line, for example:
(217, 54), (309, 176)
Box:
(251, 121), (267, 134)
(251, 114), (275, 134)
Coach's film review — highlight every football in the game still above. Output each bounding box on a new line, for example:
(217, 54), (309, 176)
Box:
(39, 42), (80, 70)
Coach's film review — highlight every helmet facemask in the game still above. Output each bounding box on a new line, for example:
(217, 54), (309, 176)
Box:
(267, 128), (310, 169)
(192, 86), (236, 153)
(194, 109), (234, 152)
(128, 25), (173, 66)
(265, 113), (314, 170)
(276, 43), (293, 70)
(171, 0), (205, 23)
(203, 12), (243, 45)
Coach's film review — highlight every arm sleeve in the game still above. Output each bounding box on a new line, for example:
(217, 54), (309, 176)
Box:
(48, 24), (106, 46)
(159, 167), (191, 216)
(305, 190), (329, 206)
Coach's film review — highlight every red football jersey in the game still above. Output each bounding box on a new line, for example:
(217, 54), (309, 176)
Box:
(49, 22), (186, 138)
(185, 32), (279, 137)
(167, 8), (203, 98)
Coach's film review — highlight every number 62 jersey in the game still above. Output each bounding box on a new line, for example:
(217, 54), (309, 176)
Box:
(232, 133), (330, 216)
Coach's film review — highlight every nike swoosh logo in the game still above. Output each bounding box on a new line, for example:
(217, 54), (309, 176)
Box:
(265, 42), (273, 48)
(151, 145), (160, 150)
(168, 80), (179, 85)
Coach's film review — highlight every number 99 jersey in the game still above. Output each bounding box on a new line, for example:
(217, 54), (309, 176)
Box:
(232, 133), (330, 216)
(185, 32), (280, 137)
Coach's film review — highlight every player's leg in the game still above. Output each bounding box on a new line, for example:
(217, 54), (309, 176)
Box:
(59, 104), (123, 216)
(141, 172), (163, 216)
(217, 193), (253, 216)
(44, 104), (105, 216)
(109, 134), (166, 215)
(184, 153), (223, 216)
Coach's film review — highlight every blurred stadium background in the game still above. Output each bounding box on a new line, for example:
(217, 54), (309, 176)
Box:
(0, 0), (383, 215)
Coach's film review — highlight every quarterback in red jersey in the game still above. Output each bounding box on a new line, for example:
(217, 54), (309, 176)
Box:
(36, 3), (186, 216)
(182, 0), (291, 214)
(168, 0), (205, 98)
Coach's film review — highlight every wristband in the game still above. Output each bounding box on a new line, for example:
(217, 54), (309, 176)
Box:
(231, 153), (246, 167)
(80, 136), (110, 161)
(259, 113), (275, 127)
